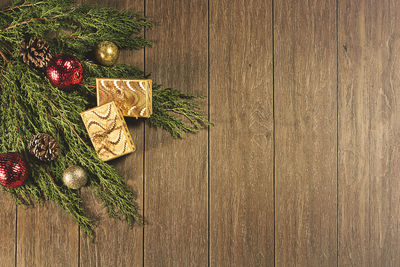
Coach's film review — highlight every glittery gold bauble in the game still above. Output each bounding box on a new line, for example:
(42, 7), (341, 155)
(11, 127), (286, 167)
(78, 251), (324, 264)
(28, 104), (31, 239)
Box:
(62, 166), (87, 189)
(95, 41), (119, 66)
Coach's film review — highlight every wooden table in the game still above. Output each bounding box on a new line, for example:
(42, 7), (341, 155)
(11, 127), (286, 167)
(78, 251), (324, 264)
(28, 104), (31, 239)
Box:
(1, 0), (399, 266)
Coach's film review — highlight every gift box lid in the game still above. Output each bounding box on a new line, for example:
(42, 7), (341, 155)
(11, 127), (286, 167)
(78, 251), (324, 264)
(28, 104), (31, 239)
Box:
(96, 78), (152, 118)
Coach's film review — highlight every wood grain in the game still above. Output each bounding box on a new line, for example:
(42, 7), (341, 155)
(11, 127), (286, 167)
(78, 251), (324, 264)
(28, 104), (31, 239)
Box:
(79, 0), (145, 266)
(17, 203), (78, 267)
(339, 0), (400, 265)
(274, 0), (337, 266)
(209, 0), (274, 266)
(144, 0), (209, 266)
(2, 0), (400, 265)
(0, 192), (15, 267)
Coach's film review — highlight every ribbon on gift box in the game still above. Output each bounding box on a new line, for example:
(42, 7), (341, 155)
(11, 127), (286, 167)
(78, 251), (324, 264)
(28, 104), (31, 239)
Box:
(89, 117), (126, 156)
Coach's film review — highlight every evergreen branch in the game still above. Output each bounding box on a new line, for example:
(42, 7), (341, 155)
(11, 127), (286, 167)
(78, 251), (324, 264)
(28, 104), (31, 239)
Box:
(4, 2), (43, 12)
(63, 35), (80, 39)
(80, 83), (96, 88)
(45, 96), (86, 146)
(149, 88), (212, 138)
(0, 0), (211, 237)
(2, 15), (60, 32)
(7, 85), (25, 150)
(42, 168), (94, 237)
(0, 49), (7, 63)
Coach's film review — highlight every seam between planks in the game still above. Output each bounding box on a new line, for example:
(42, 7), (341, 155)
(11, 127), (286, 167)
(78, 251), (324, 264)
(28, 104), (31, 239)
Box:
(143, 1), (147, 267)
(207, 0), (211, 266)
(336, 0), (339, 266)
(272, 0), (276, 266)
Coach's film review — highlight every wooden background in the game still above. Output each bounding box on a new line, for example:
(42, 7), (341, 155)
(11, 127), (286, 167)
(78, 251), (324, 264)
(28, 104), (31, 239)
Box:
(1, 0), (400, 266)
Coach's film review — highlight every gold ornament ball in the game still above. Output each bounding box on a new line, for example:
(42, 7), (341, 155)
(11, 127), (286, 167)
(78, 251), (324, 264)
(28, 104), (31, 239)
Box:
(62, 166), (88, 189)
(95, 41), (119, 66)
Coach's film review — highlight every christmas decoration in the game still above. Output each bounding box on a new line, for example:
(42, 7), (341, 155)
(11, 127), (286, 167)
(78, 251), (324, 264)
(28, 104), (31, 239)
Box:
(46, 53), (83, 91)
(0, 153), (28, 188)
(62, 165), (87, 189)
(97, 78), (152, 118)
(28, 134), (60, 162)
(20, 37), (52, 69)
(96, 41), (119, 66)
(81, 102), (135, 161)
(0, 0), (211, 237)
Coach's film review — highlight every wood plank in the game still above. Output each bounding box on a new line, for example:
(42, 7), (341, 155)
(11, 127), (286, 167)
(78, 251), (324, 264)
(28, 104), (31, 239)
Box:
(338, 0), (400, 265)
(0, 192), (15, 267)
(274, 0), (337, 266)
(17, 202), (78, 267)
(209, 0), (274, 266)
(144, 0), (208, 266)
(79, 0), (144, 267)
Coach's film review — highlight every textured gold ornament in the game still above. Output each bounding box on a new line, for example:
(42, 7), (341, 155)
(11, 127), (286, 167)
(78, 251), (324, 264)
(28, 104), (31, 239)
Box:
(62, 166), (88, 189)
(95, 41), (119, 66)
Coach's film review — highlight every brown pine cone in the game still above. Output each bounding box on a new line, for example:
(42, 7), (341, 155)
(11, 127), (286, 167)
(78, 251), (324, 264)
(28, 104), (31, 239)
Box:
(20, 37), (52, 69)
(28, 134), (59, 162)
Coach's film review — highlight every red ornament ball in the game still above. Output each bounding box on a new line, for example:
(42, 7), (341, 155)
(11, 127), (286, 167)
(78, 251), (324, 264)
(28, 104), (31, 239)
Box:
(0, 153), (28, 188)
(46, 53), (83, 91)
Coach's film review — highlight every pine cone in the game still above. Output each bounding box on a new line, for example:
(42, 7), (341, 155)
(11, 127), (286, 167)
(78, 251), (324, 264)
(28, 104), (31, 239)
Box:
(20, 37), (52, 69)
(28, 134), (59, 161)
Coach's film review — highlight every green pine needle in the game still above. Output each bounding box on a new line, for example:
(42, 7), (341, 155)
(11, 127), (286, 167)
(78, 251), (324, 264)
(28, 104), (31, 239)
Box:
(0, 0), (210, 237)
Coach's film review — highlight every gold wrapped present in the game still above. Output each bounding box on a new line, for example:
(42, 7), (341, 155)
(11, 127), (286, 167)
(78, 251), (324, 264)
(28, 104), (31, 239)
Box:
(80, 102), (135, 161)
(96, 78), (152, 118)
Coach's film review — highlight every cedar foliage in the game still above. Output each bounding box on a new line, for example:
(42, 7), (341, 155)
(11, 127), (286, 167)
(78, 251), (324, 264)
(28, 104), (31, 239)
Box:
(0, 0), (210, 237)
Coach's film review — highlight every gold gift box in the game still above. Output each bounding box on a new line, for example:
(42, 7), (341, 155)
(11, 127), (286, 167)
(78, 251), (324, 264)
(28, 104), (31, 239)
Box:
(96, 78), (152, 118)
(80, 101), (135, 161)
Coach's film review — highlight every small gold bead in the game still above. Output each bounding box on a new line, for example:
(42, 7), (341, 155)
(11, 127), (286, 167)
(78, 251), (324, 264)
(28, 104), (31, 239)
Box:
(95, 41), (119, 66)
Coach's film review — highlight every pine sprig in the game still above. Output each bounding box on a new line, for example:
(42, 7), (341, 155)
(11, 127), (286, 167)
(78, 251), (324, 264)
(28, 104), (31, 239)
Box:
(0, 0), (210, 237)
(150, 88), (212, 138)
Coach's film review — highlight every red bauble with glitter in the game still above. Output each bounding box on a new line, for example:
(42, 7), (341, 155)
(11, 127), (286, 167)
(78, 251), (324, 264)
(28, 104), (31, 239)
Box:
(46, 53), (83, 91)
(0, 153), (28, 188)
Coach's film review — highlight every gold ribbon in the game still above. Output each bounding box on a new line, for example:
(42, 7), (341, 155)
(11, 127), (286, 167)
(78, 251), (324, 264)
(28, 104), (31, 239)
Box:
(89, 117), (123, 156)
